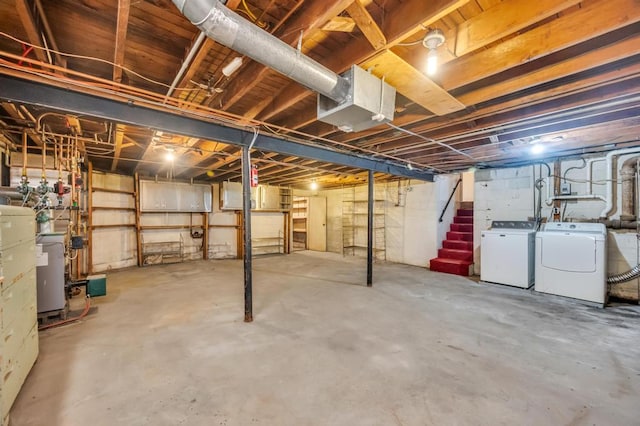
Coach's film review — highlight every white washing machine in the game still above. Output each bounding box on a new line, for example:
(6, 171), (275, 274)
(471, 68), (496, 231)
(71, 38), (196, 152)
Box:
(535, 222), (607, 305)
(481, 221), (536, 288)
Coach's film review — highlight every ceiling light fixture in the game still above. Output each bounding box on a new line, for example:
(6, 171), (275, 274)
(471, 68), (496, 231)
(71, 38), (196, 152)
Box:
(222, 57), (243, 77)
(165, 147), (175, 162)
(310, 180), (318, 191)
(530, 143), (545, 155)
(422, 29), (445, 76)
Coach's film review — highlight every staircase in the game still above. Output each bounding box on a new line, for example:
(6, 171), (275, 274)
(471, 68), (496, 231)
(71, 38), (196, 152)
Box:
(429, 202), (473, 276)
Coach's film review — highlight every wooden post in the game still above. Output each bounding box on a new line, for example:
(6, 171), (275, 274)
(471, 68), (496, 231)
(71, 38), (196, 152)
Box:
(134, 172), (142, 266)
(87, 162), (93, 274)
(202, 211), (209, 260)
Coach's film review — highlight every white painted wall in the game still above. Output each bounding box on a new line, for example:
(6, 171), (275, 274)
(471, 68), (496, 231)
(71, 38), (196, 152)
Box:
(461, 171), (474, 202)
(315, 175), (459, 267)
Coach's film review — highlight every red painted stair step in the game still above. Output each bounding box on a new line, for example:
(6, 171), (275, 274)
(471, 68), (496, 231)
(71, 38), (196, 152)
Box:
(446, 231), (473, 242)
(429, 258), (472, 276)
(443, 240), (473, 250)
(451, 223), (473, 232)
(438, 248), (473, 261)
(453, 216), (473, 224)
(457, 208), (474, 217)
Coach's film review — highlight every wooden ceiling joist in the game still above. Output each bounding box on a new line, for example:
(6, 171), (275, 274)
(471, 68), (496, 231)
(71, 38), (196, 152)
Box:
(218, 0), (352, 112)
(113, 0), (131, 83)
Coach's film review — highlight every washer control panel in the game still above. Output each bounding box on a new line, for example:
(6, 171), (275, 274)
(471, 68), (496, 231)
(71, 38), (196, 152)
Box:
(490, 220), (537, 230)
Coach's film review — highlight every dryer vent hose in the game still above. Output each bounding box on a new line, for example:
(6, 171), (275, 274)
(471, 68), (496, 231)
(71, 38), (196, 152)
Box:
(608, 264), (640, 284)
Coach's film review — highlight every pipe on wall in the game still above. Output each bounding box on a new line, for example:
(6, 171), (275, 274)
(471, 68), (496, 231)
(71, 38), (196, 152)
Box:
(172, 0), (350, 103)
(601, 147), (640, 218)
(545, 176), (606, 204)
(620, 156), (638, 221)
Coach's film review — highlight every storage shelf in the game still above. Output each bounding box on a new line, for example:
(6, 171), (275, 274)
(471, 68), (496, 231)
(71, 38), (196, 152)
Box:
(141, 236), (184, 266)
(291, 196), (308, 251)
(343, 245), (386, 252)
(342, 186), (386, 260)
(92, 206), (135, 211)
(252, 233), (284, 255)
(92, 187), (134, 195)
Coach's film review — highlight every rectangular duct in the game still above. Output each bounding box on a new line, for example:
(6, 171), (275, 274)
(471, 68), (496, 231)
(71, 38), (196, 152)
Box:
(317, 66), (396, 133)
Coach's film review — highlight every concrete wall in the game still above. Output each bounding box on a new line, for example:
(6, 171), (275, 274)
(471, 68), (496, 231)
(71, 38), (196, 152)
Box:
(314, 175), (459, 267)
(473, 153), (640, 302)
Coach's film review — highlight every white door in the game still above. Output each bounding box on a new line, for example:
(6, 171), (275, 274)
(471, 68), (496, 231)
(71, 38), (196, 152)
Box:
(307, 197), (327, 251)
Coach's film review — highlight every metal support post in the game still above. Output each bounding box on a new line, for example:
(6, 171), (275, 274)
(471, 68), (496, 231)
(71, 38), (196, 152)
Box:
(367, 170), (374, 287)
(242, 145), (253, 322)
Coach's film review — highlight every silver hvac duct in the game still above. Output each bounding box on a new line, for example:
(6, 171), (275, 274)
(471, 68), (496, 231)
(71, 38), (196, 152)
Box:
(172, 0), (350, 103)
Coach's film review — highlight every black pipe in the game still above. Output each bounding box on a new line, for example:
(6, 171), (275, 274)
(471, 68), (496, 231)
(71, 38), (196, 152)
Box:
(367, 170), (373, 287)
(439, 178), (462, 222)
(242, 145), (253, 322)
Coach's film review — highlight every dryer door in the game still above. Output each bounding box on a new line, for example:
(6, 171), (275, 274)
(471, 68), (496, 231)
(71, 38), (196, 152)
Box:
(540, 234), (596, 272)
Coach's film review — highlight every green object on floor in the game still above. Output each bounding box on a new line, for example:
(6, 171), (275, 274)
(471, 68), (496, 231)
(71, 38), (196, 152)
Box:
(86, 274), (107, 297)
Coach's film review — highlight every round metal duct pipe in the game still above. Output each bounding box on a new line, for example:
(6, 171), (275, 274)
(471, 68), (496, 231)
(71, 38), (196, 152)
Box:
(172, 0), (350, 103)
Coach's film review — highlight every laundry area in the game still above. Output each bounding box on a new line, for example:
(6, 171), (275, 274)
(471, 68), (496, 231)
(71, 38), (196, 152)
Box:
(0, 0), (639, 425)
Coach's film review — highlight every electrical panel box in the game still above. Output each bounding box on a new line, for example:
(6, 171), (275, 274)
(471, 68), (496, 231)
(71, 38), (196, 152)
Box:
(560, 183), (571, 195)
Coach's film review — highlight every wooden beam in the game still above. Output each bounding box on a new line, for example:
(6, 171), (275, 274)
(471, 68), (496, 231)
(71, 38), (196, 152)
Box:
(440, 0), (640, 91)
(1, 102), (43, 146)
(271, 0), (639, 133)
(175, 38), (216, 97)
(113, 0), (131, 83)
(111, 124), (125, 171)
(346, 0), (386, 50)
(456, 33), (640, 108)
(381, 0), (470, 45)
(322, 17), (356, 33)
(179, 148), (241, 179)
(452, 0), (582, 57)
(219, 0), (353, 111)
(256, 0), (470, 121)
(15, 0), (48, 63)
(345, 61), (640, 152)
(362, 50), (465, 115)
(33, 0), (66, 67)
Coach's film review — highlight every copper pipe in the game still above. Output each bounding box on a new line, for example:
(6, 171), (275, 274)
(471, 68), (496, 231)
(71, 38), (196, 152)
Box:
(21, 130), (27, 176)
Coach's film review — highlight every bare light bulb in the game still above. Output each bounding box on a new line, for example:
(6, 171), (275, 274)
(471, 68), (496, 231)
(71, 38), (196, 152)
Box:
(165, 150), (175, 162)
(310, 181), (318, 190)
(530, 143), (545, 155)
(427, 49), (438, 76)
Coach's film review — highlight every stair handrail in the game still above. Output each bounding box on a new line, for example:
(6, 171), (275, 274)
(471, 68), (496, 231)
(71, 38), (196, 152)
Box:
(439, 178), (463, 223)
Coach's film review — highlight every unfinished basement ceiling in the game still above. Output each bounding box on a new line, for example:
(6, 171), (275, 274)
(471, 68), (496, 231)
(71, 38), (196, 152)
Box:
(0, 0), (639, 187)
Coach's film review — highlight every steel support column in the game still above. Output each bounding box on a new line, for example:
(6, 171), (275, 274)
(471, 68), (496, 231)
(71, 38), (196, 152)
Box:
(242, 145), (253, 322)
(367, 169), (373, 287)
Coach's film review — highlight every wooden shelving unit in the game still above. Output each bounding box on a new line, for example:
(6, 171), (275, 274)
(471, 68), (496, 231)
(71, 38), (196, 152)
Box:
(291, 196), (308, 251)
(88, 164), (136, 274)
(342, 186), (386, 260)
(279, 187), (292, 210)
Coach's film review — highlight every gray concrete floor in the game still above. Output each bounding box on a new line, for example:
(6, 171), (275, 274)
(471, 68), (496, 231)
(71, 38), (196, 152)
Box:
(10, 251), (640, 425)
